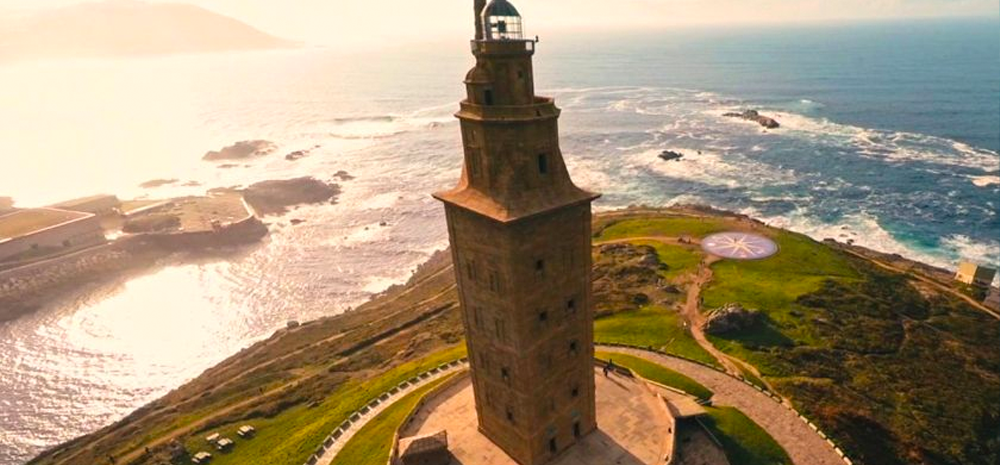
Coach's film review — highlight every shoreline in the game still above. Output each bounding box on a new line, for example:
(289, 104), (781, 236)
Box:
(0, 216), (268, 324)
(23, 205), (1000, 465)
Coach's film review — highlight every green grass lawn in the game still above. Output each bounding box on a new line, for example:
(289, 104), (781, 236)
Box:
(632, 240), (703, 280)
(595, 351), (713, 400)
(702, 406), (792, 465)
(596, 217), (732, 241)
(702, 229), (861, 372)
(594, 305), (720, 368)
(331, 374), (455, 465)
(185, 344), (467, 465)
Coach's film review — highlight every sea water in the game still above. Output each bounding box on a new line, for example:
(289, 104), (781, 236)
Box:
(0, 18), (997, 464)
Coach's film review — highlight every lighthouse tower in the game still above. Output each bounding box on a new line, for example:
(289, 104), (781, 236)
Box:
(433, 1), (600, 464)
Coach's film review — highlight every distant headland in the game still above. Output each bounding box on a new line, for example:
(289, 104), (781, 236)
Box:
(0, 0), (295, 63)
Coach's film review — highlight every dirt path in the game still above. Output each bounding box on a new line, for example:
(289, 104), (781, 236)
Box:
(595, 236), (772, 387)
(601, 346), (846, 465)
(840, 248), (999, 319)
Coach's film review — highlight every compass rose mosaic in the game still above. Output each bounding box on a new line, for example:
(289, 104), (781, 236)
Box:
(701, 232), (779, 260)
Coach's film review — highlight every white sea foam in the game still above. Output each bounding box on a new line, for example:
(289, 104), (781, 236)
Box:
(759, 111), (1000, 172)
(632, 147), (797, 189)
(971, 175), (1000, 187)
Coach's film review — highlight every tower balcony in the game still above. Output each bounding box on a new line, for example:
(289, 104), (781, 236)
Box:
(457, 96), (558, 122)
(471, 39), (535, 57)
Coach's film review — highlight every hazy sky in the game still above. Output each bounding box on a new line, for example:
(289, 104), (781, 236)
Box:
(4, 0), (999, 46)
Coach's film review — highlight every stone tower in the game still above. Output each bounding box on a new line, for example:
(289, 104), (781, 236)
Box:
(433, 1), (600, 464)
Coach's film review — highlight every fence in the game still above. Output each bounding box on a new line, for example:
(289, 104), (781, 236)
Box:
(303, 357), (469, 465)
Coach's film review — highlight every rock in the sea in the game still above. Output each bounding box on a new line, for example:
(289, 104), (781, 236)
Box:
(333, 170), (355, 181)
(203, 140), (277, 161)
(702, 303), (762, 335)
(285, 150), (310, 161)
(242, 177), (341, 216)
(0, 197), (13, 212)
(722, 110), (780, 129)
(139, 178), (179, 189)
(658, 150), (684, 162)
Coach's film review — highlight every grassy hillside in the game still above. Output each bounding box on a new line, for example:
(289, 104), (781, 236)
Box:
(30, 208), (998, 465)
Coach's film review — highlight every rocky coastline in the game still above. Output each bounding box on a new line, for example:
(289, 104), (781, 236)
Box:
(723, 109), (780, 129)
(0, 174), (345, 324)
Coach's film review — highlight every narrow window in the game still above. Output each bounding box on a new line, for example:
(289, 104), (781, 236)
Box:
(538, 153), (548, 174)
(506, 406), (515, 423)
(567, 299), (576, 313)
(473, 306), (483, 329)
(468, 149), (481, 177)
(484, 89), (494, 106)
(571, 385), (579, 398)
(569, 340), (578, 355)
(538, 310), (548, 322)
(535, 259), (545, 272)
(549, 438), (557, 454)
(573, 421), (581, 438)
(517, 69), (524, 79)
(495, 317), (506, 342)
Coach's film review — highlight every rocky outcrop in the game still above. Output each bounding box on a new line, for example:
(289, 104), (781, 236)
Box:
(702, 303), (762, 335)
(723, 110), (780, 129)
(139, 178), (179, 189)
(203, 140), (277, 161)
(658, 150), (684, 162)
(242, 177), (342, 215)
(593, 243), (667, 315)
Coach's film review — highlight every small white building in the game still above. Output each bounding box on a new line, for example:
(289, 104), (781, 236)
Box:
(955, 262), (997, 287)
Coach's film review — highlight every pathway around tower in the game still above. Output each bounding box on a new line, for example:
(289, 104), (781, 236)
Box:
(600, 346), (847, 465)
(316, 348), (847, 465)
(313, 361), (469, 465)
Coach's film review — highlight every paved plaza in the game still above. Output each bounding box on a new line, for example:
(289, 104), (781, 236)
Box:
(402, 368), (671, 465)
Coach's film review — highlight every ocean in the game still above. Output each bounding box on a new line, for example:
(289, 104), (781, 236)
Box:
(0, 18), (997, 464)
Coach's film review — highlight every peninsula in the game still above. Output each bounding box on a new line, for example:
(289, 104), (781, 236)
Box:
(0, 176), (342, 323)
(26, 207), (999, 465)
(0, 0), (294, 63)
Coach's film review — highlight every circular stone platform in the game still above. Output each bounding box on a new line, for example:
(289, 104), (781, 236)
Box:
(401, 368), (672, 465)
(701, 232), (778, 260)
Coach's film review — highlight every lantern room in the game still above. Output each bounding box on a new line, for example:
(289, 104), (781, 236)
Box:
(482, 0), (523, 40)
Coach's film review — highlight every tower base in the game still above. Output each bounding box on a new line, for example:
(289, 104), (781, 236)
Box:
(400, 368), (672, 465)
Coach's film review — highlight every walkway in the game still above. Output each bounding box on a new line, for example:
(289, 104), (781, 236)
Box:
(314, 361), (468, 465)
(601, 346), (845, 465)
(401, 369), (671, 465)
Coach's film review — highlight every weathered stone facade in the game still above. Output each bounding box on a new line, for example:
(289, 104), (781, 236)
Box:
(433, 2), (600, 464)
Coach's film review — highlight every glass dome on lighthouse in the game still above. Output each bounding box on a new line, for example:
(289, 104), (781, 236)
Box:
(482, 0), (523, 40)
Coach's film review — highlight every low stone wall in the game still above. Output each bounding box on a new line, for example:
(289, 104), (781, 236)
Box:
(304, 358), (469, 465)
(0, 216), (267, 323)
(0, 243), (132, 301)
(383, 370), (470, 465)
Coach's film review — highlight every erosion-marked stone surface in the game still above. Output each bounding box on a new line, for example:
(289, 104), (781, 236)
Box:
(605, 347), (843, 465)
(401, 369), (670, 465)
